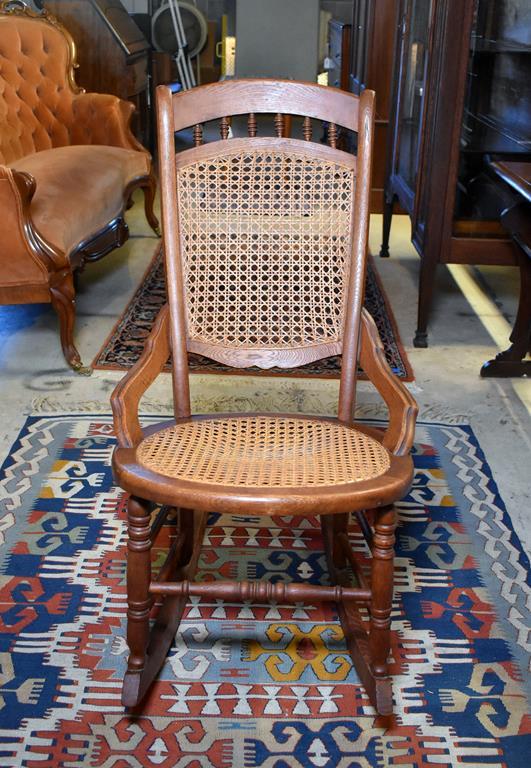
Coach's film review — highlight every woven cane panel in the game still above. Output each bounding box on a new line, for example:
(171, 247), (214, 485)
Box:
(176, 149), (355, 349)
(137, 416), (390, 487)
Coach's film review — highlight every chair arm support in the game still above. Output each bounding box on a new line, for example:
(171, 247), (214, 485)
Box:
(0, 166), (66, 283)
(359, 308), (418, 456)
(69, 93), (148, 154)
(111, 304), (171, 449)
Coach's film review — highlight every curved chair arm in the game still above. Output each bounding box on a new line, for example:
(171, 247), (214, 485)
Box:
(69, 93), (148, 154)
(111, 304), (171, 449)
(0, 165), (67, 282)
(359, 308), (418, 456)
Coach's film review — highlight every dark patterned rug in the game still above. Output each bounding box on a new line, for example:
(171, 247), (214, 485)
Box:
(93, 249), (413, 380)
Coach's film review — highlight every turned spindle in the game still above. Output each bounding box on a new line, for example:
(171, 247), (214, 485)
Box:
(247, 112), (257, 137)
(328, 122), (337, 148)
(149, 578), (370, 604)
(220, 116), (230, 139)
(193, 124), (203, 146)
(303, 116), (312, 141)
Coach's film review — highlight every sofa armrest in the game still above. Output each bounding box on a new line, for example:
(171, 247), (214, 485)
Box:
(111, 304), (171, 449)
(0, 166), (63, 289)
(69, 92), (149, 154)
(359, 308), (418, 456)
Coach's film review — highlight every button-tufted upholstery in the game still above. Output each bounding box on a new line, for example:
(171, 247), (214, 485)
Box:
(0, 16), (79, 161)
(0, 4), (159, 372)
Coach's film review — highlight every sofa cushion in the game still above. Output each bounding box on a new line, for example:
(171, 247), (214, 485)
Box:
(9, 145), (150, 256)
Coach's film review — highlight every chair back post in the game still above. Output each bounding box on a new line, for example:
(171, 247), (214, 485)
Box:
(338, 88), (375, 424)
(156, 84), (192, 419)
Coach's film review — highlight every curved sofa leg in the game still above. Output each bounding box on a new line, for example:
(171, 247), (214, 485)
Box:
(49, 268), (91, 375)
(142, 174), (160, 237)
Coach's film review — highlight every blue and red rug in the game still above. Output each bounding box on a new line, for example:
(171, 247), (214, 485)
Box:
(0, 414), (529, 766)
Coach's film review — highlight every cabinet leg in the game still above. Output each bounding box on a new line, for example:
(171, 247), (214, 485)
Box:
(480, 243), (531, 377)
(379, 195), (395, 258)
(414, 259), (437, 347)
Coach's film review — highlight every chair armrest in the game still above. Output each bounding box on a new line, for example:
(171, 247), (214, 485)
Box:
(0, 165), (65, 282)
(69, 92), (149, 154)
(359, 308), (418, 456)
(111, 304), (171, 449)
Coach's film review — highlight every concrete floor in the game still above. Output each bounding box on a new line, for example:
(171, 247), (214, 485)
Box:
(0, 196), (529, 558)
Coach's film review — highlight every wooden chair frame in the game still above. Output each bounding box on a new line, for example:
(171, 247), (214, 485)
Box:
(112, 80), (418, 715)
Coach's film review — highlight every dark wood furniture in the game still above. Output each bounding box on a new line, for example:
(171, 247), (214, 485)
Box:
(326, 19), (351, 150)
(44, 0), (151, 146)
(328, 19), (351, 91)
(481, 160), (531, 377)
(348, 0), (400, 213)
(111, 79), (418, 716)
(380, 0), (531, 347)
(0, 2), (158, 372)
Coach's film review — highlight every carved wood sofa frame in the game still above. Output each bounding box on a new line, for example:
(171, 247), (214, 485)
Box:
(111, 80), (418, 716)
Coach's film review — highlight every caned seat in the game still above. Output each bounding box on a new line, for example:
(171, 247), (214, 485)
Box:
(111, 80), (418, 716)
(137, 415), (390, 488)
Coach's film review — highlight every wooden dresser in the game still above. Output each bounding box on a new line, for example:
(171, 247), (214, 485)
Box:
(44, 0), (150, 146)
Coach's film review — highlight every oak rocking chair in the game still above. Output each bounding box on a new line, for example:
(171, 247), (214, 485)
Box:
(111, 80), (418, 715)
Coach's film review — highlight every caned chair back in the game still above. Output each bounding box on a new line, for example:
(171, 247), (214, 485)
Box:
(156, 80), (375, 422)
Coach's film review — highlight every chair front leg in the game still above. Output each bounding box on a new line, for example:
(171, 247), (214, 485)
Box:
(321, 513), (349, 583)
(125, 496), (152, 686)
(369, 505), (396, 681)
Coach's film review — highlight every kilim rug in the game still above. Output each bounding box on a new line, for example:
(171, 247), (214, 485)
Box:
(0, 413), (529, 767)
(92, 249), (414, 380)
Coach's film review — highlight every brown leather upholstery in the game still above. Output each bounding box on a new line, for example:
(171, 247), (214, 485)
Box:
(0, 4), (159, 371)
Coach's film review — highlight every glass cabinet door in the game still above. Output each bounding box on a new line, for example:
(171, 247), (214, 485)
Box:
(454, 0), (531, 233)
(394, 0), (433, 197)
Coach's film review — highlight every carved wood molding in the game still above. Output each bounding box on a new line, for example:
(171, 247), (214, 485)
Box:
(70, 216), (129, 271)
(10, 169), (68, 274)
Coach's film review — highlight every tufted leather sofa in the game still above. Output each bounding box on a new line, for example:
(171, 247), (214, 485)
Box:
(0, 1), (159, 372)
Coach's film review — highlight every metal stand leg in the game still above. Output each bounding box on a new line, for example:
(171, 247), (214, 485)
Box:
(168, 0), (196, 89)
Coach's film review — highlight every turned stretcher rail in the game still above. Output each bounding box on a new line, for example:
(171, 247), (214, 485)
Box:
(149, 579), (371, 603)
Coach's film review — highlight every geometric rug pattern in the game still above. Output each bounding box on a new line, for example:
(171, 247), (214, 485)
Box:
(0, 415), (529, 766)
(92, 250), (414, 380)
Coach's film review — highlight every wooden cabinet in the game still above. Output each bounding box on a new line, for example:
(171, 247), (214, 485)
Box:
(44, 0), (150, 147)
(381, 0), (531, 346)
(328, 19), (351, 91)
(348, 0), (400, 212)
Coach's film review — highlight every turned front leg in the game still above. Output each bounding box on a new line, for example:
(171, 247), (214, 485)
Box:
(369, 505), (396, 679)
(126, 496), (152, 673)
(321, 513), (350, 580)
